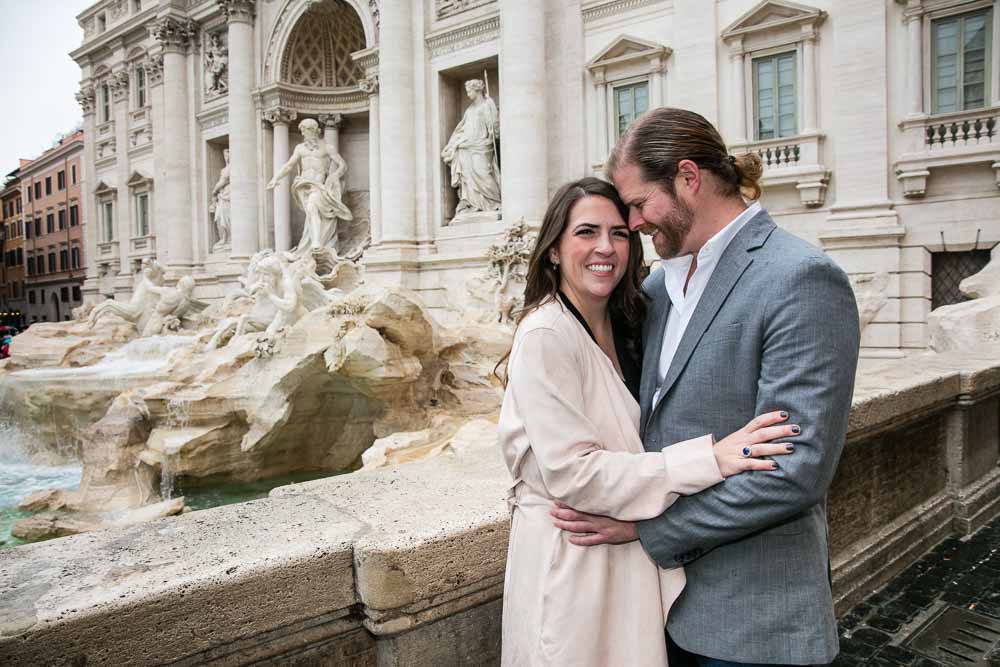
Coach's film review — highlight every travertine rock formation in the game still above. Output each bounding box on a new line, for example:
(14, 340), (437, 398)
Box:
(929, 246), (1000, 352)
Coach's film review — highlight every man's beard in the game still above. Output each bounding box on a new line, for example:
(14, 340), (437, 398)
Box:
(650, 196), (695, 259)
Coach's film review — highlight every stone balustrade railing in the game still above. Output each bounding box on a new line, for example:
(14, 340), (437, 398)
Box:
(751, 140), (802, 169)
(3, 347), (1000, 665)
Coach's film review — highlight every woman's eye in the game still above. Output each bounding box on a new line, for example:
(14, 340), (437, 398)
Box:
(576, 228), (594, 235)
(614, 231), (629, 239)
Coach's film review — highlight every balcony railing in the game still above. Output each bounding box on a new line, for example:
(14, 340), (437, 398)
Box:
(730, 132), (829, 207)
(896, 107), (1000, 197)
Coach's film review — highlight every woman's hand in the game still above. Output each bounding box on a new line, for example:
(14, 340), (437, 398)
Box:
(714, 410), (798, 477)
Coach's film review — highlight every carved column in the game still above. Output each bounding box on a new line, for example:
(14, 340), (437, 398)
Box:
(220, 0), (258, 261)
(729, 40), (748, 144)
(904, 8), (924, 117)
(378, 2), (416, 245)
(264, 108), (296, 253)
(146, 55), (166, 265)
(499, 0), (548, 224)
(152, 16), (195, 272)
(75, 84), (101, 299)
(361, 74), (381, 244)
(110, 68), (133, 261)
(318, 113), (344, 153)
(801, 27), (818, 134)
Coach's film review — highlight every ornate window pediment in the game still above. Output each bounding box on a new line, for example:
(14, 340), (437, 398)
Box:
(586, 35), (670, 73)
(94, 180), (117, 199)
(126, 171), (152, 189)
(721, 0), (826, 41)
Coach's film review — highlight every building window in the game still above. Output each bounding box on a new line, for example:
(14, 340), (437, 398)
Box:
(135, 192), (150, 236)
(40, 291), (45, 304)
(614, 82), (650, 138)
(28, 291), (35, 305)
(34, 218), (40, 237)
(73, 285), (82, 301)
(11, 283), (18, 299)
(59, 249), (69, 271)
(70, 205), (78, 227)
(16, 199), (20, 213)
(71, 246), (81, 270)
(134, 67), (146, 108)
(101, 84), (111, 123)
(16, 248), (22, 265)
(25, 222), (31, 239)
(34, 182), (41, 200)
(71, 165), (77, 184)
(102, 200), (114, 241)
(46, 213), (54, 234)
(45, 177), (52, 196)
(97, 13), (107, 33)
(60, 287), (69, 303)
(754, 51), (797, 140)
(932, 9), (993, 114)
(133, 0), (142, 11)
(48, 252), (56, 273)
(932, 249), (993, 309)
(57, 171), (65, 190)
(58, 209), (66, 230)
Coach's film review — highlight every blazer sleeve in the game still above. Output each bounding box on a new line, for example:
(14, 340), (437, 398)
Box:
(636, 257), (860, 568)
(508, 326), (723, 521)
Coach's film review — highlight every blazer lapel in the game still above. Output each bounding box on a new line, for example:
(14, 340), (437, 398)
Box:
(640, 275), (670, 435)
(648, 212), (776, 421)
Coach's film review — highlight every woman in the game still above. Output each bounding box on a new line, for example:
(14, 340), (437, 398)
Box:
(498, 178), (797, 666)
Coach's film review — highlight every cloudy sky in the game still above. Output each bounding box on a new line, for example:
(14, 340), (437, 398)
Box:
(0, 0), (94, 176)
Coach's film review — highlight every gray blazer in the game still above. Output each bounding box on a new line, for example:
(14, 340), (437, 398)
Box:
(638, 209), (859, 665)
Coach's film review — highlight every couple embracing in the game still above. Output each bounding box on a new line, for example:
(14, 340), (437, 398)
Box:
(498, 108), (861, 666)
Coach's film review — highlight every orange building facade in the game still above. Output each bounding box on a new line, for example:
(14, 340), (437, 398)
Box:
(0, 167), (26, 328)
(20, 131), (87, 324)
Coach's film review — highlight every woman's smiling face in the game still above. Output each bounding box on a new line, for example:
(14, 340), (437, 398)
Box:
(549, 195), (631, 311)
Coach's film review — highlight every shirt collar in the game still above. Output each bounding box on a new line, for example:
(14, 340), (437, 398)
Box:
(660, 201), (762, 298)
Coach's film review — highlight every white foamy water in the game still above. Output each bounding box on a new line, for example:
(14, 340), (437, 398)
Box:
(10, 334), (195, 380)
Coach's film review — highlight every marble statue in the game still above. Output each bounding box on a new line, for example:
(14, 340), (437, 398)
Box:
(88, 259), (165, 332)
(929, 245), (1000, 351)
(441, 79), (501, 218)
(205, 33), (228, 95)
(209, 149), (231, 251)
(141, 276), (207, 337)
(466, 219), (533, 323)
(266, 118), (352, 258)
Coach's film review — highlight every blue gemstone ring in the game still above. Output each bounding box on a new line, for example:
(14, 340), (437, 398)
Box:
(741, 446), (752, 458)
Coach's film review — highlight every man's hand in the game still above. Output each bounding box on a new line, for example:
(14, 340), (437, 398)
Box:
(550, 501), (638, 546)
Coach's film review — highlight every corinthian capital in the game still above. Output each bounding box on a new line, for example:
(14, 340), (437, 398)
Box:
(146, 54), (164, 86)
(219, 0), (255, 24)
(263, 107), (297, 126)
(110, 69), (130, 102)
(318, 113), (344, 130)
(76, 86), (96, 115)
(151, 16), (197, 53)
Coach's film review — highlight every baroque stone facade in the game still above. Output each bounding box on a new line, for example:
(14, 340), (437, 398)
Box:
(70, 0), (1000, 355)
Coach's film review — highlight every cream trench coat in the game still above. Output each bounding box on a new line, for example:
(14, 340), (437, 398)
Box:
(499, 299), (724, 667)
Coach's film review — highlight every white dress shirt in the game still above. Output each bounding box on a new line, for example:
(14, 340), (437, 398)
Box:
(651, 202), (762, 408)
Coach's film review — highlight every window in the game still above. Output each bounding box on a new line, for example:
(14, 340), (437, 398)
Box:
(135, 67), (146, 108)
(34, 182), (41, 199)
(135, 192), (149, 236)
(71, 246), (80, 270)
(57, 171), (65, 190)
(16, 199), (20, 213)
(40, 291), (45, 304)
(102, 201), (114, 241)
(16, 248), (22, 265)
(60, 287), (69, 303)
(45, 177), (51, 196)
(101, 84), (111, 123)
(34, 218), (40, 237)
(48, 252), (56, 273)
(25, 222), (31, 239)
(72, 286), (81, 301)
(70, 205), (78, 227)
(46, 213), (54, 234)
(11, 282), (18, 299)
(59, 249), (68, 271)
(614, 82), (650, 138)
(754, 51), (797, 140)
(27, 291), (35, 305)
(97, 13), (107, 33)
(932, 9), (993, 113)
(71, 165), (77, 184)
(58, 209), (66, 230)
(932, 250), (992, 309)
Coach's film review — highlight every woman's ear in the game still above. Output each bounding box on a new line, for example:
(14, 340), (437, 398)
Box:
(548, 248), (560, 266)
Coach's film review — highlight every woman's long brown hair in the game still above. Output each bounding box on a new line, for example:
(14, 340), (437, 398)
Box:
(495, 177), (647, 385)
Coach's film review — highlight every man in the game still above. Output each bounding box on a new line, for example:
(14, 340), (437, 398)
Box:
(553, 108), (860, 666)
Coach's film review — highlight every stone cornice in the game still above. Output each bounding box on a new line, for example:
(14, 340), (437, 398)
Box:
(70, 6), (159, 63)
(425, 14), (499, 58)
(582, 0), (667, 24)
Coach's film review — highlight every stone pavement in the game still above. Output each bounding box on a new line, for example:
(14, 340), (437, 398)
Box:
(835, 515), (1000, 666)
